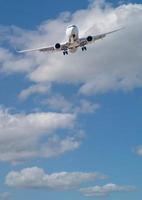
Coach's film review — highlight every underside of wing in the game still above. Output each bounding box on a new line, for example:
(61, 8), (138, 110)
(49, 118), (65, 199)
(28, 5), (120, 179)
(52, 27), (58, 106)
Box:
(80, 27), (123, 45)
(93, 28), (123, 41)
(17, 43), (69, 53)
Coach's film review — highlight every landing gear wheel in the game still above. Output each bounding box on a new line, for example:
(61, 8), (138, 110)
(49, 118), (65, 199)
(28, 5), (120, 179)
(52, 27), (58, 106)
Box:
(63, 51), (68, 55)
(82, 46), (87, 51)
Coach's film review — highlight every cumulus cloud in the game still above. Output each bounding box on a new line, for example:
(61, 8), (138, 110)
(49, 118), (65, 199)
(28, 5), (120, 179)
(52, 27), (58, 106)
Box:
(18, 83), (51, 100)
(0, 107), (81, 163)
(0, 47), (34, 74)
(43, 95), (73, 113)
(80, 183), (135, 197)
(75, 99), (100, 114)
(5, 167), (106, 190)
(135, 146), (142, 156)
(0, 192), (11, 200)
(43, 95), (99, 114)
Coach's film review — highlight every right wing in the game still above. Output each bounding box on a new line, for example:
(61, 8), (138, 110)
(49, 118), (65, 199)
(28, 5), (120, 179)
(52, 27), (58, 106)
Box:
(93, 28), (123, 41)
(79, 28), (123, 46)
(17, 43), (69, 53)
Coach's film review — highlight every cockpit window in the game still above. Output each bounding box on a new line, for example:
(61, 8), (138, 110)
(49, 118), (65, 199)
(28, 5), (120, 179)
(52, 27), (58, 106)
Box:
(68, 25), (76, 28)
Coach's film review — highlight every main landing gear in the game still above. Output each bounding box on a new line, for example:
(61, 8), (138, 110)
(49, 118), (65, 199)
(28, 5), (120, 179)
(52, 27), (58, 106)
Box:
(63, 51), (68, 55)
(81, 46), (87, 51)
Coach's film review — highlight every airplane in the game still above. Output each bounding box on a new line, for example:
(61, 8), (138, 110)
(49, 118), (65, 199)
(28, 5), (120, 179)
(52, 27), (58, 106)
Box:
(17, 25), (122, 55)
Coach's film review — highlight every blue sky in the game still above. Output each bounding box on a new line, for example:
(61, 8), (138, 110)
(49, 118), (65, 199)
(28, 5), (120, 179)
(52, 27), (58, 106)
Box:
(0, 0), (142, 200)
(0, 0), (88, 28)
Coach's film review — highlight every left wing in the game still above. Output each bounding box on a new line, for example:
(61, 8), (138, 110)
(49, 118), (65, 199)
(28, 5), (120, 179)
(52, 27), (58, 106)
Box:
(17, 43), (69, 53)
(79, 28), (123, 46)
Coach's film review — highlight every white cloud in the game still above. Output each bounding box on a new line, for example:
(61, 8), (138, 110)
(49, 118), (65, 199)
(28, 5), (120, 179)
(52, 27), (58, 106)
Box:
(0, 107), (81, 163)
(80, 183), (135, 197)
(0, 47), (34, 74)
(0, 1), (141, 96)
(5, 167), (106, 190)
(75, 100), (100, 114)
(18, 84), (51, 100)
(43, 95), (73, 113)
(0, 192), (11, 200)
(135, 146), (142, 156)
(43, 95), (100, 114)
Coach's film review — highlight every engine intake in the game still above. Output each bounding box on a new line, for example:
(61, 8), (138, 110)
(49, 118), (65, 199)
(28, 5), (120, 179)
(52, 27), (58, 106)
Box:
(55, 43), (61, 49)
(87, 36), (93, 42)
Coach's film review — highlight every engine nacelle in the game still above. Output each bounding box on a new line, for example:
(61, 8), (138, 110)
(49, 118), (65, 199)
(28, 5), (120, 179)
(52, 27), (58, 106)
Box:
(55, 43), (61, 49)
(87, 36), (93, 42)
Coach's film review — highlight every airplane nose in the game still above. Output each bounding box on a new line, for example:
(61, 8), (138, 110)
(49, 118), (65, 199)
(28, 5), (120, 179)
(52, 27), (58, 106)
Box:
(66, 26), (79, 38)
(66, 27), (74, 37)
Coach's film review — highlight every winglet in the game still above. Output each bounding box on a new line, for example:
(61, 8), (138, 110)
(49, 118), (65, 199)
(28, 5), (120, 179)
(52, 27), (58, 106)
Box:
(14, 47), (21, 53)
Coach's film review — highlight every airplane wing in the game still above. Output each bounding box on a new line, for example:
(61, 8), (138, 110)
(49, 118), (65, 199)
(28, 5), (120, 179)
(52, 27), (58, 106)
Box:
(93, 28), (123, 41)
(80, 28), (123, 46)
(17, 43), (69, 53)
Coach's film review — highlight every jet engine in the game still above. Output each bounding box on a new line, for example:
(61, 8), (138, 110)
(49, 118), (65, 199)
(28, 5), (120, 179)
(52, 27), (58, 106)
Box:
(55, 43), (61, 49)
(87, 36), (93, 42)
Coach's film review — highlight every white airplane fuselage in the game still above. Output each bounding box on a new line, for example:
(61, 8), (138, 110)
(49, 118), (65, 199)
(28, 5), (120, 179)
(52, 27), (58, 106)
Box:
(66, 25), (79, 53)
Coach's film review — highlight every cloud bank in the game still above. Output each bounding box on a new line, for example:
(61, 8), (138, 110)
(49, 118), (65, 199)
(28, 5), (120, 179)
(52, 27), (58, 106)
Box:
(80, 183), (135, 197)
(43, 95), (100, 114)
(135, 146), (142, 156)
(0, 192), (11, 200)
(5, 167), (105, 190)
(0, 107), (82, 163)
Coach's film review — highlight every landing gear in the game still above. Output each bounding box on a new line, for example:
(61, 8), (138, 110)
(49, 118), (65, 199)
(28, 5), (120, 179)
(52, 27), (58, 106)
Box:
(63, 51), (68, 55)
(81, 46), (87, 51)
